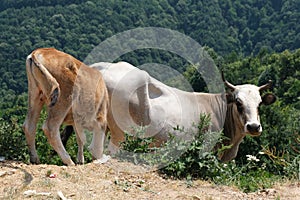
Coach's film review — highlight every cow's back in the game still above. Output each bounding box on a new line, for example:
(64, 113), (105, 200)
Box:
(91, 62), (204, 143)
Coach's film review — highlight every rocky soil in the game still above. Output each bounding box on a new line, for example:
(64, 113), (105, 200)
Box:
(1, 159), (299, 200)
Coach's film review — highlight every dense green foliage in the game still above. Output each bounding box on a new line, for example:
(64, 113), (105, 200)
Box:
(0, 0), (299, 96)
(0, 0), (299, 192)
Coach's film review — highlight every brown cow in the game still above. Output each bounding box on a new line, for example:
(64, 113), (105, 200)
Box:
(23, 48), (109, 166)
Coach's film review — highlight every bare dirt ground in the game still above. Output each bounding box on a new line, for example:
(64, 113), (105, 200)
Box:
(1, 159), (299, 200)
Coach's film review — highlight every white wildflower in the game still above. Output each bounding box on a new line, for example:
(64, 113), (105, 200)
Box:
(258, 151), (265, 155)
(246, 155), (260, 162)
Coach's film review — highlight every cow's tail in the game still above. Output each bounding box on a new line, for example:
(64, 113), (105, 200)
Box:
(27, 53), (60, 106)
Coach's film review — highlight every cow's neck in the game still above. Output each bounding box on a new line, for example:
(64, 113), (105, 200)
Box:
(221, 103), (245, 161)
(195, 93), (227, 131)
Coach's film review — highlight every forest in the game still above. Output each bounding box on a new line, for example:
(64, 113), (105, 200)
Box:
(0, 0), (299, 192)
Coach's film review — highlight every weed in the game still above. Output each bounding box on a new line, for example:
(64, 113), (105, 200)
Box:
(116, 113), (294, 193)
(214, 153), (281, 192)
(46, 170), (52, 177)
(61, 171), (71, 179)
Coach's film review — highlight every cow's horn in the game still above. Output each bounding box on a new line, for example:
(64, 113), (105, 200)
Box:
(259, 80), (273, 91)
(222, 71), (236, 91)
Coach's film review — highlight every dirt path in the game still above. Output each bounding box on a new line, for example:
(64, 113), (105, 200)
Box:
(0, 159), (299, 200)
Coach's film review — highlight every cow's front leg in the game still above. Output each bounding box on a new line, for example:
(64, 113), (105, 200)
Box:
(42, 120), (75, 166)
(89, 121), (109, 163)
(89, 121), (106, 162)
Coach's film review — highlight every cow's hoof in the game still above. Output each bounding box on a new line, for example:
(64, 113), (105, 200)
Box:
(63, 159), (75, 166)
(76, 160), (84, 165)
(66, 161), (75, 166)
(93, 154), (111, 164)
(30, 157), (40, 164)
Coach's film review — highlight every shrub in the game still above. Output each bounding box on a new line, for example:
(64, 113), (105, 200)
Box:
(116, 113), (293, 192)
(0, 117), (29, 161)
(116, 114), (223, 171)
(160, 114), (224, 178)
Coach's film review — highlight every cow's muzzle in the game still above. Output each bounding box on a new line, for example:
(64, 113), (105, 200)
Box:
(246, 123), (262, 136)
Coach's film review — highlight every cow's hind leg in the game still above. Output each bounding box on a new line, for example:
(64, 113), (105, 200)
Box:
(23, 91), (44, 164)
(43, 112), (75, 166)
(23, 59), (45, 164)
(73, 125), (86, 164)
(23, 103), (43, 164)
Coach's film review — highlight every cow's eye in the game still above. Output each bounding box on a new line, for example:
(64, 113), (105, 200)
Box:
(236, 99), (243, 112)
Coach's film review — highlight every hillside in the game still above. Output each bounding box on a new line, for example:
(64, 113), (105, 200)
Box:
(1, 159), (300, 200)
(0, 0), (299, 95)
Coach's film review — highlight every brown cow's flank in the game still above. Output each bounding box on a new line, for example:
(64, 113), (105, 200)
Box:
(23, 48), (109, 166)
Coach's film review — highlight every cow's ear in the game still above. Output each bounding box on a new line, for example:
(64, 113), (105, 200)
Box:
(261, 93), (276, 105)
(226, 92), (235, 104)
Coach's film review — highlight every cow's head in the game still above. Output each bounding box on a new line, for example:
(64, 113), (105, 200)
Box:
(223, 74), (276, 136)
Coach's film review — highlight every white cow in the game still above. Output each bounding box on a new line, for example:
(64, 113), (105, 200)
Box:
(90, 61), (276, 161)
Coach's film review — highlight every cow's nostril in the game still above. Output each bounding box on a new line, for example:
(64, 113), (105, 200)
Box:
(256, 124), (261, 132)
(247, 124), (252, 131)
(247, 123), (261, 133)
